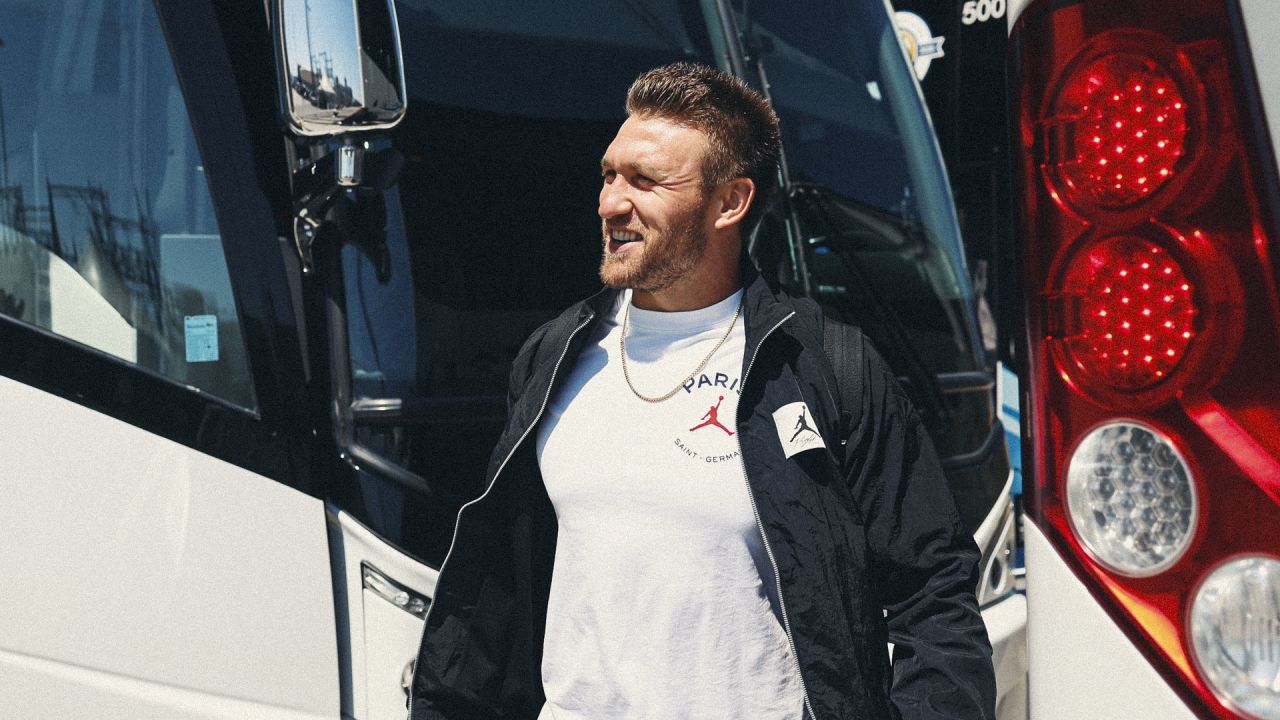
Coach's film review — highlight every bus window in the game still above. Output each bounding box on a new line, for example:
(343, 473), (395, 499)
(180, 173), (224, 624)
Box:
(0, 0), (255, 410)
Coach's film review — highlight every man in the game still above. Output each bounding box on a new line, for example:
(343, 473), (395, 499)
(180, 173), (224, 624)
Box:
(409, 63), (995, 720)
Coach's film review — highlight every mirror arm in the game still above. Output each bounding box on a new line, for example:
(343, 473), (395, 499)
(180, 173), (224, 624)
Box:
(292, 149), (339, 274)
(291, 143), (401, 276)
(336, 144), (363, 187)
(293, 199), (330, 276)
(290, 175), (336, 274)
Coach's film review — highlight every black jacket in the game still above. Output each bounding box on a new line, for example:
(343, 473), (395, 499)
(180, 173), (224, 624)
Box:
(409, 271), (996, 720)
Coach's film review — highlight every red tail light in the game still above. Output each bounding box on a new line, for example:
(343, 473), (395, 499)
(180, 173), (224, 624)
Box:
(1011, 0), (1280, 717)
(1058, 233), (1198, 391)
(1048, 46), (1193, 209)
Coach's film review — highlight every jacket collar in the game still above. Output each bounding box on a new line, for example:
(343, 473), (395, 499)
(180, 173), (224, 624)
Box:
(739, 262), (799, 352)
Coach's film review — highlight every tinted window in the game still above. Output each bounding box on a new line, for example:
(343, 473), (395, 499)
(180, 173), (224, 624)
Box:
(733, 0), (982, 376)
(384, 0), (718, 398)
(0, 0), (255, 409)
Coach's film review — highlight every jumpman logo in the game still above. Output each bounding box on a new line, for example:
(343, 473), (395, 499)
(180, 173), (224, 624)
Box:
(689, 395), (734, 436)
(790, 407), (818, 442)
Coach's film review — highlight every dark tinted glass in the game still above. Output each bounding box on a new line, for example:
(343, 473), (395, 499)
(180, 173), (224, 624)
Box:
(0, 0), (255, 410)
(733, 0), (982, 376)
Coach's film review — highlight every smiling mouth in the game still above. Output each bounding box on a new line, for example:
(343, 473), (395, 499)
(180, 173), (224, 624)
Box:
(607, 228), (643, 253)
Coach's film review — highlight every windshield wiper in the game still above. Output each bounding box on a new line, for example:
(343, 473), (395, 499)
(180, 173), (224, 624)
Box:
(788, 181), (929, 253)
(714, 0), (811, 291)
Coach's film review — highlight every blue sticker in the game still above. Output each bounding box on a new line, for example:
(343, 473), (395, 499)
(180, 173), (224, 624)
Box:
(185, 315), (219, 363)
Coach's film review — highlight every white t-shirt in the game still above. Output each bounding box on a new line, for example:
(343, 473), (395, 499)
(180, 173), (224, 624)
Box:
(534, 289), (804, 720)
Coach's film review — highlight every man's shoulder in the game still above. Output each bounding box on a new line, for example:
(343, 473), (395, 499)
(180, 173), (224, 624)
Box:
(743, 270), (825, 344)
(524, 288), (614, 349)
(511, 288), (616, 383)
(776, 295), (913, 427)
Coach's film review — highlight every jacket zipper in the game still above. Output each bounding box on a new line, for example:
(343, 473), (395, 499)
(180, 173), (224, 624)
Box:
(734, 310), (817, 720)
(408, 313), (595, 713)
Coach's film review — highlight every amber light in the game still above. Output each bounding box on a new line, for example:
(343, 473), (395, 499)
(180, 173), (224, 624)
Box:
(1048, 52), (1190, 210)
(1060, 235), (1197, 391)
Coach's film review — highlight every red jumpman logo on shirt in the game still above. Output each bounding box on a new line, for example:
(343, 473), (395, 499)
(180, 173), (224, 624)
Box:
(689, 395), (734, 435)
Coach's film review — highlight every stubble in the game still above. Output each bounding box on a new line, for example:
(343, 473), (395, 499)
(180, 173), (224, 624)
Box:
(598, 211), (707, 293)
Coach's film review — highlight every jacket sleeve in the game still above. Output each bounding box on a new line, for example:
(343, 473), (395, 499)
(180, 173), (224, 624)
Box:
(846, 346), (997, 720)
(408, 322), (554, 720)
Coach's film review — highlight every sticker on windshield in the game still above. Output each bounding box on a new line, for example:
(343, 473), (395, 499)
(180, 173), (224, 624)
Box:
(894, 11), (945, 81)
(184, 315), (219, 363)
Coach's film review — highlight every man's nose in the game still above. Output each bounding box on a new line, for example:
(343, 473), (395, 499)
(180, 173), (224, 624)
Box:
(598, 180), (632, 220)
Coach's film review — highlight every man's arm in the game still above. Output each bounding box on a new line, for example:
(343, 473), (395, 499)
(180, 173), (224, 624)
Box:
(846, 345), (997, 720)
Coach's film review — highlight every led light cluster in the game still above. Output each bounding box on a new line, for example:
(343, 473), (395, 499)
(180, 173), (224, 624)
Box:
(1020, 8), (1279, 720)
(1066, 422), (1196, 575)
(1051, 52), (1189, 208)
(1061, 235), (1197, 391)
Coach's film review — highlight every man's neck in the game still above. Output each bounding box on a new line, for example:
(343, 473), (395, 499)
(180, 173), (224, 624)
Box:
(630, 267), (742, 312)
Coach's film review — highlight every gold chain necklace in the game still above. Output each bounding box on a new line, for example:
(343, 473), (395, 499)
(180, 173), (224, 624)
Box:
(619, 294), (744, 403)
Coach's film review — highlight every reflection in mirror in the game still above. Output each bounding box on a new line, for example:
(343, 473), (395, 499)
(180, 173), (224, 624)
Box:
(277, 0), (406, 135)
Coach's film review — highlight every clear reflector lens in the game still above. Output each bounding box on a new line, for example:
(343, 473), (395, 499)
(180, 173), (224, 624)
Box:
(1191, 556), (1280, 720)
(1065, 422), (1196, 575)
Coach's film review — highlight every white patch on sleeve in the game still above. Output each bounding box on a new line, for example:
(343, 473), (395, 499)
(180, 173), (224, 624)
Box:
(772, 401), (826, 459)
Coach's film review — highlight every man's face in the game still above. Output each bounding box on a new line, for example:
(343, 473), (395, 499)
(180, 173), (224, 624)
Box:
(597, 114), (717, 293)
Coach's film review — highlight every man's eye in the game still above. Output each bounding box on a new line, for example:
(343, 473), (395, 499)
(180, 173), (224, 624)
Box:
(635, 175), (654, 186)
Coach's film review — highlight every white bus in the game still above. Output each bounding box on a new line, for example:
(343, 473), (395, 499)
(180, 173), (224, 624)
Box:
(0, 0), (1024, 716)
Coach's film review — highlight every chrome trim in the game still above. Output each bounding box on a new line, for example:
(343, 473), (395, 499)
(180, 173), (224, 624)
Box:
(362, 562), (429, 618)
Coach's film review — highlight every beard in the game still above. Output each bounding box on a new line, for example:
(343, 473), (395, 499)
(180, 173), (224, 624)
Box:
(598, 210), (708, 293)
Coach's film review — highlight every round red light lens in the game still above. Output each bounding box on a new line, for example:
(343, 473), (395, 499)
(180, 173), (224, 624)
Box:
(1061, 236), (1197, 391)
(1050, 53), (1190, 208)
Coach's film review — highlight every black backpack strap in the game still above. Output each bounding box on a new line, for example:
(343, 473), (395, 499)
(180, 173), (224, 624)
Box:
(822, 317), (864, 445)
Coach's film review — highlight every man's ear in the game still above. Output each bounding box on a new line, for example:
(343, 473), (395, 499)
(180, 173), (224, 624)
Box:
(713, 177), (756, 230)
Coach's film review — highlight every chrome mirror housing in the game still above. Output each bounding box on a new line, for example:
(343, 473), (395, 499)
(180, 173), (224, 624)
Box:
(274, 0), (407, 136)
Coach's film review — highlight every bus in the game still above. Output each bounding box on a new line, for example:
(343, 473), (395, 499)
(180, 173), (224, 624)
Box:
(0, 0), (1023, 716)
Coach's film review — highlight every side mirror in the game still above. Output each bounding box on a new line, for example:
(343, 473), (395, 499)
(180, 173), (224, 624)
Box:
(273, 0), (407, 136)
